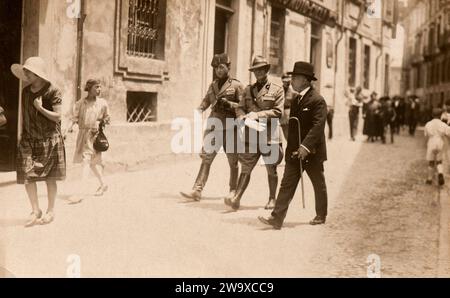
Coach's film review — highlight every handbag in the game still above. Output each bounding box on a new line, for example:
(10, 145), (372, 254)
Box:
(93, 121), (109, 152)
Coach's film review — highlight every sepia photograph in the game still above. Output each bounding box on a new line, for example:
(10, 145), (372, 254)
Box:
(0, 0), (450, 281)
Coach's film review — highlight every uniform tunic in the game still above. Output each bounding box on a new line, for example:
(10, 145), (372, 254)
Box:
(198, 77), (244, 165)
(236, 80), (284, 174)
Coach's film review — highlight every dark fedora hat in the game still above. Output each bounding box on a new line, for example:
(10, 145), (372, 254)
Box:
(211, 53), (231, 68)
(287, 61), (317, 81)
(249, 55), (271, 71)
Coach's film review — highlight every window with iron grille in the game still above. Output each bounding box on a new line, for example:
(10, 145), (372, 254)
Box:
(127, 0), (166, 59)
(126, 91), (157, 123)
(348, 37), (357, 87)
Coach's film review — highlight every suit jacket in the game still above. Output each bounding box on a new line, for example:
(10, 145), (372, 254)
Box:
(236, 80), (284, 144)
(286, 87), (328, 164)
(198, 77), (244, 130)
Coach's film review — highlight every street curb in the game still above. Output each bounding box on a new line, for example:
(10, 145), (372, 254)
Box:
(0, 153), (198, 187)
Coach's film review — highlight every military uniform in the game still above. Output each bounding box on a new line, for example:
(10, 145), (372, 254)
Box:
(225, 76), (285, 210)
(198, 76), (244, 171)
(181, 54), (244, 201)
(182, 77), (244, 199)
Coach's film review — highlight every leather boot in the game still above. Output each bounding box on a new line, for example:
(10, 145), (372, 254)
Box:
(225, 165), (239, 200)
(180, 163), (211, 201)
(265, 175), (278, 210)
(229, 165), (239, 193)
(224, 173), (251, 210)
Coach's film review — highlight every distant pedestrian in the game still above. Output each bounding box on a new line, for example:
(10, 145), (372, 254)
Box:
(380, 96), (396, 144)
(65, 79), (110, 200)
(325, 90), (334, 140)
(405, 95), (420, 136)
(372, 96), (385, 142)
(0, 105), (6, 127)
(393, 96), (405, 134)
(363, 92), (378, 142)
(345, 86), (363, 141)
(280, 73), (295, 141)
(11, 57), (66, 227)
(424, 108), (450, 186)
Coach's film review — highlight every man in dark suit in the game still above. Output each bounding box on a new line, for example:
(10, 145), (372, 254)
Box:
(258, 61), (328, 229)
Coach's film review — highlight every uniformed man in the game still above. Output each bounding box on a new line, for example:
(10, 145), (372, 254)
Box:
(280, 73), (296, 141)
(224, 56), (284, 211)
(180, 53), (244, 201)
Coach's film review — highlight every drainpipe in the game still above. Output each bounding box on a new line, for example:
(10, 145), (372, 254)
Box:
(332, 0), (345, 110)
(249, 0), (256, 83)
(75, 0), (86, 102)
(376, 18), (384, 95)
(262, 0), (268, 58)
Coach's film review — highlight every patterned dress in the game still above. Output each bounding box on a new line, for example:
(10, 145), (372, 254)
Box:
(72, 97), (110, 165)
(16, 83), (66, 184)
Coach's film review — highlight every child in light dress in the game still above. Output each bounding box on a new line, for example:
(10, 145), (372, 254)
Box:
(66, 79), (110, 200)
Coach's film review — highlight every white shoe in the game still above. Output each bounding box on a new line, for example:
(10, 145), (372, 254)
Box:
(95, 185), (108, 196)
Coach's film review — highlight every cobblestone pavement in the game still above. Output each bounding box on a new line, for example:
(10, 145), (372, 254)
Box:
(0, 130), (448, 277)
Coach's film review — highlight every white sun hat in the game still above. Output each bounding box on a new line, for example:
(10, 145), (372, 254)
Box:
(11, 57), (51, 83)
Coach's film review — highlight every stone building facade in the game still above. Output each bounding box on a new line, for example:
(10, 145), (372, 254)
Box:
(402, 0), (450, 108)
(0, 0), (399, 170)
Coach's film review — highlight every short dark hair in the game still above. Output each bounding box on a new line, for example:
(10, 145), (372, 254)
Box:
(432, 108), (443, 118)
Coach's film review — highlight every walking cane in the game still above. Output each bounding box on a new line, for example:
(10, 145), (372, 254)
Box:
(289, 117), (306, 209)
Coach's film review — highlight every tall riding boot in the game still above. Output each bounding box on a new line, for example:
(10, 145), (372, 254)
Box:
(265, 174), (278, 210)
(226, 165), (239, 200)
(224, 173), (251, 210)
(180, 163), (211, 201)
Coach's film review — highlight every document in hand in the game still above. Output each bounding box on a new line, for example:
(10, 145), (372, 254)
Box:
(244, 118), (267, 132)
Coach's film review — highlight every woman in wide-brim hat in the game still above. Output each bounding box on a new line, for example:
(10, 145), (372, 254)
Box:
(11, 56), (66, 227)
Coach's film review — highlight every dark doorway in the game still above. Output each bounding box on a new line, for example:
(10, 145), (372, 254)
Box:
(0, 0), (22, 172)
(214, 0), (234, 55)
(213, 1), (234, 80)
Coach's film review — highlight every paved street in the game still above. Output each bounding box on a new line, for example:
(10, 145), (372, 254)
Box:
(1, 130), (449, 277)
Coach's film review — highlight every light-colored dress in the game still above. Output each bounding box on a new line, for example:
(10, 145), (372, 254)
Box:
(72, 97), (110, 164)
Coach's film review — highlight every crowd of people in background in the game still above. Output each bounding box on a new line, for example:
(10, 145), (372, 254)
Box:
(345, 86), (450, 187)
(345, 86), (441, 144)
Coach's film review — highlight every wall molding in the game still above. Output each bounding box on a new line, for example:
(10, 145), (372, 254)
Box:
(113, 0), (170, 83)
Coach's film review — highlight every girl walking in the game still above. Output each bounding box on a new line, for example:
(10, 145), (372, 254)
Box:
(66, 79), (110, 200)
